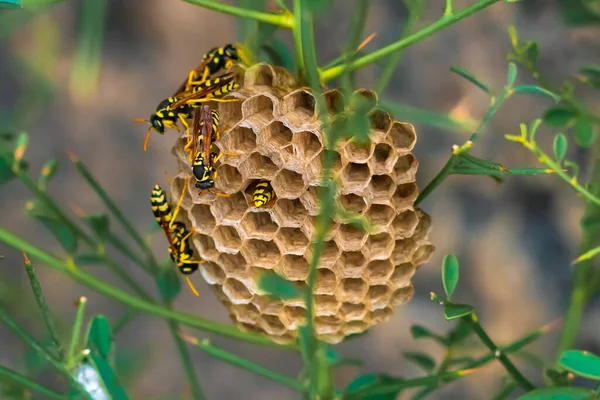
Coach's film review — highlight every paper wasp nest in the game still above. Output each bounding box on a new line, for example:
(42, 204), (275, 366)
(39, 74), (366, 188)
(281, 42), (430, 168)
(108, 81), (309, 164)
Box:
(170, 63), (434, 344)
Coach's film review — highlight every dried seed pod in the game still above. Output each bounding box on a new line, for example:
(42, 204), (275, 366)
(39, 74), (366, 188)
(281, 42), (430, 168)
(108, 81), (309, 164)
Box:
(169, 63), (434, 344)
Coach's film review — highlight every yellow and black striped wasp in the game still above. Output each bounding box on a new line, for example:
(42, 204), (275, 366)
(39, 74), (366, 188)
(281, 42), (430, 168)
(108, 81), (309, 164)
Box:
(250, 180), (277, 208)
(150, 183), (202, 296)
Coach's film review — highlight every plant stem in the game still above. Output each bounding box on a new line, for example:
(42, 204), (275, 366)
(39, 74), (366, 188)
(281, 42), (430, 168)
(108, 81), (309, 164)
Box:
(0, 364), (66, 400)
(22, 251), (64, 360)
(415, 155), (458, 206)
(320, 0), (502, 82)
(0, 228), (297, 349)
(182, 0), (292, 28)
(67, 296), (87, 368)
(444, 0), (454, 16)
(167, 317), (205, 400)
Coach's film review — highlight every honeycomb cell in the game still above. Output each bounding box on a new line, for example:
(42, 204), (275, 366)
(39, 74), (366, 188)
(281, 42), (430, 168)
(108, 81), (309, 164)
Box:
(351, 89), (378, 111)
(324, 88), (344, 114)
(323, 149), (343, 177)
(365, 259), (394, 285)
(230, 303), (260, 324)
(391, 238), (417, 265)
(220, 126), (257, 158)
(170, 176), (193, 210)
(390, 285), (414, 306)
(339, 194), (368, 214)
(368, 174), (396, 204)
(258, 121), (294, 162)
(369, 143), (397, 175)
(336, 278), (368, 303)
(218, 100), (243, 129)
(389, 121), (416, 151)
(304, 155), (324, 186)
(315, 315), (342, 335)
(364, 233), (394, 260)
(239, 211), (278, 241)
(340, 302), (368, 321)
(237, 152), (279, 180)
(394, 154), (417, 177)
(305, 241), (341, 269)
(315, 268), (337, 295)
(337, 251), (367, 279)
(392, 183), (419, 209)
(199, 261), (226, 285)
(370, 307), (393, 323)
(335, 224), (368, 252)
(274, 227), (309, 255)
(293, 131), (322, 159)
(213, 225), (242, 254)
(210, 192), (247, 225)
(281, 89), (316, 123)
(342, 140), (374, 164)
(369, 109), (393, 138)
(367, 285), (392, 310)
(413, 244), (435, 266)
(189, 204), (215, 234)
(218, 253), (247, 280)
(413, 209), (432, 241)
(315, 294), (340, 316)
(283, 306), (306, 329)
(344, 320), (368, 335)
(222, 278), (253, 304)
(302, 217), (338, 241)
(241, 239), (281, 268)
(258, 314), (287, 336)
(277, 255), (309, 281)
(214, 164), (245, 194)
(341, 162), (371, 193)
(389, 262), (415, 289)
(193, 234), (219, 261)
(271, 198), (308, 228)
(366, 204), (395, 233)
(299, 186), (320, 216)
(272, 169), (306, 198)
(392, 209), (419, 239)
(241, 94), (275, 127)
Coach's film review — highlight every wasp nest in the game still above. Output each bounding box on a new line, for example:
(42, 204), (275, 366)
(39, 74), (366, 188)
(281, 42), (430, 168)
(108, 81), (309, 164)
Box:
(169, 63), (434, 344)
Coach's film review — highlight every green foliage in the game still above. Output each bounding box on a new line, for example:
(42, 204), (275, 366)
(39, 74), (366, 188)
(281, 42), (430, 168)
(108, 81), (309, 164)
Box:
(0, 0), (22, 9)
(517, 387), (595, 400)
(257, 269), (305, 299)
(543, 107), (579, 127)
(553, 133), (568, 163)
(442, 254), (459, 300)
(558, 350), (600, 380)
(450, 65), (491, 94)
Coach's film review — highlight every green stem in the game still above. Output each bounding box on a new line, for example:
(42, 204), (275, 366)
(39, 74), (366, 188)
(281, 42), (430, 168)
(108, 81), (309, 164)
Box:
(0, 228), (296, 350)
(320, 0), (503, 82)
(415, 155), (458, 206)
(340, 0), (370, 90)
(167, 317), (205, 400)
(22, 251), (64, 360)
(467, 314), (535, 391)
(66, 296), (87, 369)
(185, 336), (304, 392)
(444, 0), (455, 16)
(182, 0), (292, 28)
(0, 364), (65, 400)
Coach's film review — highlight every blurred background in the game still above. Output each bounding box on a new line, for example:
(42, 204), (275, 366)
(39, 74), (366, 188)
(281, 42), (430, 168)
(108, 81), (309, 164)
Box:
(1, 0), (599, 398)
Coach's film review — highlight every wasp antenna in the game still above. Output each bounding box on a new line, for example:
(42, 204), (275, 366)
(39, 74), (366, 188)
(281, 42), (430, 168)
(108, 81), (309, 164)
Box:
(356, 32), (376, 52)
(143, 126), (152, 152)
(133, 118), (149, 123)
(185, 276), (200, 297)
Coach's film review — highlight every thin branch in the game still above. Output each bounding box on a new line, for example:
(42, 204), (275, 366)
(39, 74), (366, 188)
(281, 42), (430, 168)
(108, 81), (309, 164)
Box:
(182, 0), (292, 28)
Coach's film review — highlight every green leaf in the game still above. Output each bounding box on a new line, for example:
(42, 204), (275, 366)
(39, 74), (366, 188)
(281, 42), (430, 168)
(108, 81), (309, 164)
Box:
(513, 85), (560, 102)
(25, 201), (78, 254)
(508, 25), (518, 48)
(553, 133), (568, 163)
(87, 353), (130, 400)
(410, 325), (437, 340)
(580, 65), (600, 78)
(86, 315), (112, 358)
(305, 0), (333, 13)
(344, 373), (400, 400)
(450, 65), (490, 94)
(441, 254), (459, 300)
(517, 387), (595, 400)
(507, 62), (518, 86)
(257, 270), (304, 299)
(85, 214), (110, 242)
(524, 41), (539, 65)
(0, 156), (16, 185)
(443, 303), (475, 320)
(573, 119), (595, 148)
(543, 107), (579, 127)
(559, 0), (600, 27)
(156, 267), (181, 302)
(74, 254), (105, 266)
(558, 350), (600, 380)
(38, 159), (58, 190)
(403, 352), (435, 372)
(545, 368), (572, 387)
(0, 0), (21, 9)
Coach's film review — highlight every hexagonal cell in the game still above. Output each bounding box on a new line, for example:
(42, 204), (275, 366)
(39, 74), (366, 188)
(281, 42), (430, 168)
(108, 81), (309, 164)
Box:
(413, 244), (435, 266)
(246, 63), (276, 86)
(389, 121), (416, 151)
(350, 89), (377, 111)
(302, 217), (339, 242)
(222, 277), (253, 304)
(271, 169), (306, 198)
(189, 204), (216, 234)
(213, 225), (242, 253)
(366, 204), (395, 233)
(192, 234), (219, 261)
(230, 303), (261, 324)
(238, 321), (267, 336)
(258, 121), (294, 161)
(281, 89), (316, 123)
(210, 192), (247, 225)
(342, 140), (374, 164)
(276, 254), (309, 281)
(370, 307), (393, 323)
(337, 251), (367, 279)
(220, 125), (257, 156)
(323, 149), (343, 177)
(340, 302), (368, 321)
(364, 233), (394, 260)
(212, 284), (230, 303)
(324, 88), (344, 114)
(392, 209), (419, 239)
(344, 320), (369, 335)
(365, 259), (394, 285)
(315, 268), (337, 295)
(392, 183), (419, 209)
(218, 253), (248, 280)
(199, 261), (226, 285)
(283, 305), (306, 329)
(369, 109), (393, 138)
(368, 175), (395, 204)
(413, 209), (432, 241)
(368, 143), (397, 175)
(271, 198), (308, 228)
(367, 285), (392, 310)
(315, 315), (342, 335)
(237, 152), (279, 181)
(394, 154), (417, 178)
(241, 94), (275, 128)
(341, 162), (371, 193)
(258, 314), (287, 336)
(314, 294), (339, 316)
(336, 278), (368, 303)
(391, 239), (417, 265)
(253, 295), (285, 315)
(335, 224), (368, 252)
(241, 239), (281, 268)
(389, 262), (415, 289)
(299, 186), (320, 216)
(390, 285), (414, 306)
(239, 211), (278, 241)
(304, 156), (324, 186)
(306, 241), (341, 270)
(213, 164), (245, 194)
(292, 130), (322, 160)
(338, 194), (368, 215)
(217, 100), (243, 130)
(274, 227), (309, 255)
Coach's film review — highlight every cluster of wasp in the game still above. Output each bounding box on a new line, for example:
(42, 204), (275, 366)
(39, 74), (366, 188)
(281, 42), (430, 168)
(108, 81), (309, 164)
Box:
(137, 44), (275, 295)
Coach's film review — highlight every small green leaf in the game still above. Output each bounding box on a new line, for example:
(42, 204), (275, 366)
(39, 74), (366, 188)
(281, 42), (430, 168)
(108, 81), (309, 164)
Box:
(517, 387), (595, 400)
(564, 160), (580, 179)
(25, 202), (78, 254)
(573, 119), (595, 148)
(441, 254), (459, 300)
(74, 254), (105, 266)
(403, 352), (435, 372)
(581, 214), (600, 230)
(450, 66), (490, 94)
(508, 25), (518, 48)
(257, 270), (304, 299)
(86, 315), (112, 358)
(507, 62), (518, 86)
(580, 65), (600, 78)
(525, 41), (539, 65)
(513, 85), (560, 102)
(38, 159), (58, 190)
(156, 267), (181, 302)
(85, 214), (110, 242)
(344, 373), (400, 400)
(87, 354), (130, 400)
(448, 319), (474, 343)
(0, 0), (21, 10)
(545, 368), (572, 387)
(0, 157), (16, 185)
(443, 303), (475, 320)
(543, 107), (579, 127)
(553, 133), (568, 162)
(410, 325), (436, 340)
(558, 350), (600, 380)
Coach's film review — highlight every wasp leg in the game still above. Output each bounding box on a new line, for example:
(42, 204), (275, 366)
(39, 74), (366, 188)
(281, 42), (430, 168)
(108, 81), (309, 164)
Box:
(169, 178), (189, 232)
(185, 276), (200, 297)
(185, 97), (243, 105)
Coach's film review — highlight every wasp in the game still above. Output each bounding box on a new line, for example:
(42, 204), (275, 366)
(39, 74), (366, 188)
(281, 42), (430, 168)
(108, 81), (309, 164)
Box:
(150, 183), (202, 296)
(251, 180), (276, 208)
